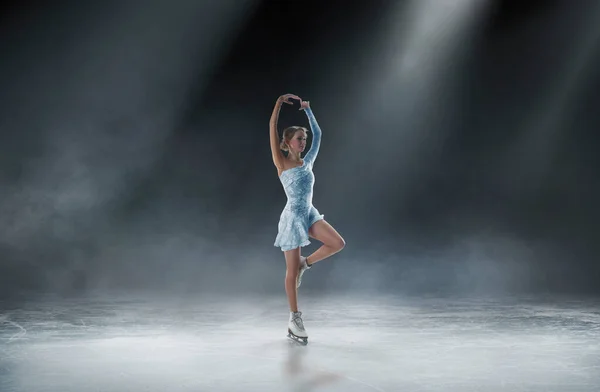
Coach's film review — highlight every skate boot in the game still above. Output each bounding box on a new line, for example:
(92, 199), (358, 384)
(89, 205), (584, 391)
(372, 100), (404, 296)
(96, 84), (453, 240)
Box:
(287, 311), (308, 345)
(296, 256), (311, 289)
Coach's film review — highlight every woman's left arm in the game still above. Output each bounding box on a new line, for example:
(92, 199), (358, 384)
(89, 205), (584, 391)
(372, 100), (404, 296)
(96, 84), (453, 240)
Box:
(301, 101), (322, 165)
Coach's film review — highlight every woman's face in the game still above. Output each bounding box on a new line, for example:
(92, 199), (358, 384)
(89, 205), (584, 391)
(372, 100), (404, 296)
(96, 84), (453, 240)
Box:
(288, 130), (307, 154)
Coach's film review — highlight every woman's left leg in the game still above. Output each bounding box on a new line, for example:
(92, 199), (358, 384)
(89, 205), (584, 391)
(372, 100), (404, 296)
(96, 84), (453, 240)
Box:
(305, 220), (345, 266)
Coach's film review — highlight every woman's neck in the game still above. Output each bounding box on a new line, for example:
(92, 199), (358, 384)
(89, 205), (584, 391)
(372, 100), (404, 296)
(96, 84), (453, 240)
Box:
(288, 152), (302, 162)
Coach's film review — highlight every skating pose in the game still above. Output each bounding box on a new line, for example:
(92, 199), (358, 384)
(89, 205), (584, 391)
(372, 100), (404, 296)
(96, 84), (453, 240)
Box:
(270, 94), (346, 344)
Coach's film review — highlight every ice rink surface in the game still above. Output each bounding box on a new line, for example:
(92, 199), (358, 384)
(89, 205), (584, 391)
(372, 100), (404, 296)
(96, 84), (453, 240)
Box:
(1, 292), (599, 391)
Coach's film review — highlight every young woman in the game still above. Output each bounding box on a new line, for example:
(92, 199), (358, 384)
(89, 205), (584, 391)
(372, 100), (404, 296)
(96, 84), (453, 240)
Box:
(270, 93), (346, 344)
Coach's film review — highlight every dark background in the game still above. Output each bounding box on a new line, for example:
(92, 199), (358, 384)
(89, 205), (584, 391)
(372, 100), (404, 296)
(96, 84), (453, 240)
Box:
(0, 0), (598, 299)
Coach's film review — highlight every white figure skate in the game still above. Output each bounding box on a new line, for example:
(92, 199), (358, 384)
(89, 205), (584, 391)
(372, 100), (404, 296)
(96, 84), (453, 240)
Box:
(296, 256), (311, 289)
(287, 311), (308, 345)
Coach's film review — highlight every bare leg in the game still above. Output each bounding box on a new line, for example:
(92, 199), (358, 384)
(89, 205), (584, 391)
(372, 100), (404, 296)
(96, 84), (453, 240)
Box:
(284, 248), (301, 312)
(305, 220), (345, 266)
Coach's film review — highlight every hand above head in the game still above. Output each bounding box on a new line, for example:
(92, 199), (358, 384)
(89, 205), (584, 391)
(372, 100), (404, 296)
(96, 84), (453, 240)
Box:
(299, 100), (310, 110)
(278, 94), (302, 105)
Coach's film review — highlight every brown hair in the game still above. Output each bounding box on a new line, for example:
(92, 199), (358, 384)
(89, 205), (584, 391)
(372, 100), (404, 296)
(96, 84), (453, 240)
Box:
(280, 126), (307, 152)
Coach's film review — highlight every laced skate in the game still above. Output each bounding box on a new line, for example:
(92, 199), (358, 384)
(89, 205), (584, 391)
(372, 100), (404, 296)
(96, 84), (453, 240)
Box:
(296, 256), (311, 289)
(287, 311), (308, 345)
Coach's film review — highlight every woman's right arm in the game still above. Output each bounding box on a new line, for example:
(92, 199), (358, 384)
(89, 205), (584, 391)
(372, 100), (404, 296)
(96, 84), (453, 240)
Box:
(270, 98), (285, 170)
(270, 94), (300, 169)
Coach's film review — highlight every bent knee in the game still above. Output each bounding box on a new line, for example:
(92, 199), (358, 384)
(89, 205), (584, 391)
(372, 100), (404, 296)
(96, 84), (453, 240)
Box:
(333, 236), (345, 251)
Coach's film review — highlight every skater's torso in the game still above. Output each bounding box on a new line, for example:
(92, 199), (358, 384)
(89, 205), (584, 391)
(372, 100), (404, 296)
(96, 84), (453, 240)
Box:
(279, 159), (315, 213)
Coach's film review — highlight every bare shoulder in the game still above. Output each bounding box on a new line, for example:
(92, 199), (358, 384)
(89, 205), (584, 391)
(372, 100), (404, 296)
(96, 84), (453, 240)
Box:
(276, 158), (304, 177)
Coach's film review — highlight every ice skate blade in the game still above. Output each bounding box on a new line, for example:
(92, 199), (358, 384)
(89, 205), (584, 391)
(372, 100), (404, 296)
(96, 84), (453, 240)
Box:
(287, 330), (308, 346)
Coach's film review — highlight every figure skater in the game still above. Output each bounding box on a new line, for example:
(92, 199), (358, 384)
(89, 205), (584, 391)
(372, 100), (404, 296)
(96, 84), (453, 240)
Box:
(270, 93), (346, 344)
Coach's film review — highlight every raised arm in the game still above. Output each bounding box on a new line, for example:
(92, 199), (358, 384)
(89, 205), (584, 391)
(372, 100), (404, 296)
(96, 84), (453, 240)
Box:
(270, 94), (301, 169)
(301, 102), (322, 165)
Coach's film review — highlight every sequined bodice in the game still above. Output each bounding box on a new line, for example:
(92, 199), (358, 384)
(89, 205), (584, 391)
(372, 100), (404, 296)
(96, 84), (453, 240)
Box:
(279, 161), (315, 210)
